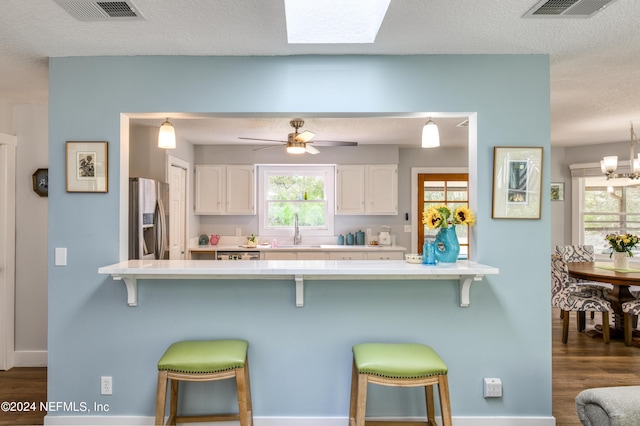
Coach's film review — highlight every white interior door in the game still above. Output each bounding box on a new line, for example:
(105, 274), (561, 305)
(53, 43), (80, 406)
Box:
(0, 133), (17, 370)
(169, 160), (187, 260)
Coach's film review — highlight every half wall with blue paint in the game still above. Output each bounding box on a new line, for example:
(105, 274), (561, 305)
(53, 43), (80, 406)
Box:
(47, 55), (550, 422)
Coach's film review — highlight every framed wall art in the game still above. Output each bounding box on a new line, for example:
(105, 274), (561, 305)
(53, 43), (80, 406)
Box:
(550, 182), (564, 201)
(492, 146), (543, 219)
(66, 141), (108, 193)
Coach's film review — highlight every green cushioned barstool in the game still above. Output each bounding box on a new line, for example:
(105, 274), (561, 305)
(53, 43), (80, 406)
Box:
(155, 339), (253, 426)
(349, 343), (452, 426)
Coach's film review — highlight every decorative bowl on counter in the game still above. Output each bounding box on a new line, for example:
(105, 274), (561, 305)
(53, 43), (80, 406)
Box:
(405, 254), (423, 264)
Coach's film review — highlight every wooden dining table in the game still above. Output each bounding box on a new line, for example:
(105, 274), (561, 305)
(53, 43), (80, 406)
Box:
(567, 261), (640, 335)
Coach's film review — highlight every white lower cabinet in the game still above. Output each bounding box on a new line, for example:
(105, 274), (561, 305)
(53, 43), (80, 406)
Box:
(329, 252), (365, 260)
(297, 252), (327, 260)
(262, 251), (402, 260)
(262, 252), (327, 260)
(365, 252), (404, 260)
(262, 252), (297, 260)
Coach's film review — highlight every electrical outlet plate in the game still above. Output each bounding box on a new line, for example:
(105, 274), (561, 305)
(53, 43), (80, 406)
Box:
(101, 376), (112, 395)
(483, 377), (502, 398)
(235, 228), (242, 236)
(403, 225), (411, 233)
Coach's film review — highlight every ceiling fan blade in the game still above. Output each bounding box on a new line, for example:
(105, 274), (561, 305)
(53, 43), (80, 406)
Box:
(294, 130), (316, 143)
(305, 144), (320, 155)
(252, 145), (283, 152)
(311, 140), (358, 147)
(239, 137), (287, 143)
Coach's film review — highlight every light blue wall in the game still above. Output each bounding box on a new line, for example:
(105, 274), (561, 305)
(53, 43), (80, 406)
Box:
(48, 55), (550, 419)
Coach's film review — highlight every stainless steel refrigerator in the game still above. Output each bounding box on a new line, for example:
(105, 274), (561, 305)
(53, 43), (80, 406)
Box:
(129, 177), (169, 260)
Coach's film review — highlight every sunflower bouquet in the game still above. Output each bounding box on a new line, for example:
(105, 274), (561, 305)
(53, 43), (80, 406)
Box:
(422, 204), (476, 229)
(605, 233), (639, 257)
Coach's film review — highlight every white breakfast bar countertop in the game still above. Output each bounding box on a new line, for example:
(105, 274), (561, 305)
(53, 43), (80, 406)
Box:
(98, 259), (499, 308)
(189, 244), (407, 252)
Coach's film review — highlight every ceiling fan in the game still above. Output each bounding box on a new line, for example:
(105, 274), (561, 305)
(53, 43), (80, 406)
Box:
(239, 118), (358, 154)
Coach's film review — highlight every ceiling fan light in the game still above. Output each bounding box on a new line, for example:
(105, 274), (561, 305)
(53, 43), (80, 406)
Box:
(422, 118), (440, 148)
(158, 118), (176, 149)
(287, 141), (306, 154)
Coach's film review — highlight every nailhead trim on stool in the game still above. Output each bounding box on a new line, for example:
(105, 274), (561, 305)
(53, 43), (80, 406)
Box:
(155, 339), (253, 426)
(349, 343), (452, 426)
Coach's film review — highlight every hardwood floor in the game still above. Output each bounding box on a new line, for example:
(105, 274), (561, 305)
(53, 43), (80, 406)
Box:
(552, 307), (640, 425)
(0, 367), (46, 425)
(0, 313), (638, 425)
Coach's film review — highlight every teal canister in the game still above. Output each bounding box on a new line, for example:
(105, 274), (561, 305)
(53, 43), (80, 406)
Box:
(337, 234), (344, 245)
(346, 233), (355, 245)
(355, 230), (365, 245)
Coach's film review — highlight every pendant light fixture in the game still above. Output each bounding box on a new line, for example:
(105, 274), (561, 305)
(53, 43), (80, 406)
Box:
(601, 122), (640, 180)
(422, 118), (440, 148)
(158, 118), (176, 149)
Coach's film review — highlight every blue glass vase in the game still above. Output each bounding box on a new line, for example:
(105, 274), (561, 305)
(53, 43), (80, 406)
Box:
(423, 239), (437, 265)
(434, 225), (460, 263)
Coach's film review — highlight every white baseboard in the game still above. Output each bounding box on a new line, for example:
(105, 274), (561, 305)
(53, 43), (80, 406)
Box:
(45, 415), (557, 425)
(13, 350), (47, 367)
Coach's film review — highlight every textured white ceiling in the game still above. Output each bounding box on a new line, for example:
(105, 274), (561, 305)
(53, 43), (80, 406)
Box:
(1, 0), (639, 147)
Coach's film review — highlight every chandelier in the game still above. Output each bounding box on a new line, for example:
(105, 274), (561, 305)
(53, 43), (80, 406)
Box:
(601, 123), (640, 180)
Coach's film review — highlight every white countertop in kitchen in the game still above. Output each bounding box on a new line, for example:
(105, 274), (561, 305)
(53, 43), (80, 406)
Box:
(98, 259), (498, 308)
(190, 244), (407, 252)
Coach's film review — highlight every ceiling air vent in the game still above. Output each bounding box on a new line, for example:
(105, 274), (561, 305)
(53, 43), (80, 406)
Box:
(523, 0), (620, 18)
(54, 0), (144, 21)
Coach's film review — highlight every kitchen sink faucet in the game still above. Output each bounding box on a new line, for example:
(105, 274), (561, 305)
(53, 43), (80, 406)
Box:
(294, 213), (302, 245)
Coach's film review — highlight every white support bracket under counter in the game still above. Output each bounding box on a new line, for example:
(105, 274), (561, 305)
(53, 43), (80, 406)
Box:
(98, 260), (499, 308)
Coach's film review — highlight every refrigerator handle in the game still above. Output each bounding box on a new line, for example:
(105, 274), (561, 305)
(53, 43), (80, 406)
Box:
(155, 198), (167, 259)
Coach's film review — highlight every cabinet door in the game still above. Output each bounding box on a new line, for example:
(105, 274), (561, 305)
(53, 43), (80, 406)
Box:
(195, 165), (224, 214)
(329, 252), (365, 260)
(226, 165), (255, 215)
(297, 252), (327, 260)
(367, 164), (398, 215)
(365, 252), (404, 260)
(336, 165), (365, 215)
(263, 252), (297, 260)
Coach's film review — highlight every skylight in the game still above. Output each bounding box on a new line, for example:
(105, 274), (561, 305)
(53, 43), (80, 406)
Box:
(285, 0), (391, 44)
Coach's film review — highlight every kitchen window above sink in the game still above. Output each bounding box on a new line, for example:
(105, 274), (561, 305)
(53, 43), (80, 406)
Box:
(258, 165), (335, 238)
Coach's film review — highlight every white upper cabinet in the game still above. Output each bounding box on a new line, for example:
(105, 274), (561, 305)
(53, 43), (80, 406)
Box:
(367, 164), (398, 215)
(335, 165), (366, 214)
(195, 165), (255, 215)
(225, 165), (255, 214)
(336, 164), (397, 215)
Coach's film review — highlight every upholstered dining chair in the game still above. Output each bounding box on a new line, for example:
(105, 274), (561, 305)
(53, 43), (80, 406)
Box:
(555, 245), (613, 322)
(551, 254), (613, 344)
(555, 245), (613, 292)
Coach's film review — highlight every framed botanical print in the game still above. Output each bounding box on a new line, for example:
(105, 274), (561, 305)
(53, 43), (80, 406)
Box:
(66, 141), (108, 193)
(492, 146), (543, 219)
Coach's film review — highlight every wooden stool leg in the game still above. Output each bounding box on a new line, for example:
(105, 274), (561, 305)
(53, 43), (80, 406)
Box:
(168, 379), (179, 425)
(437, 375), (452, 426)
(243, 357), (253, 425)
(236, 367), (248, 426)
(155, 370), (168, 426)
(349, 360), (358, 424)
(425, 384), (435, 426)
(355, 373), (368, 426)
